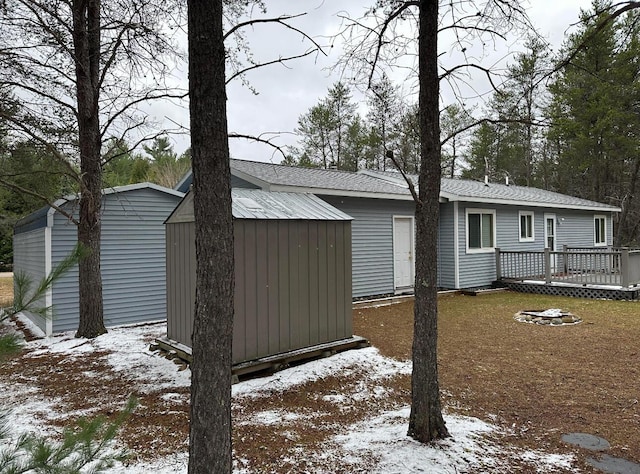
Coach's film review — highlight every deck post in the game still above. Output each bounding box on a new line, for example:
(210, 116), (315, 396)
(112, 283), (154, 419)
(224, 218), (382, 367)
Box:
(495, 248), (501, 280)
(562, 244), (568, 274)
(621, 248), (630, 288)
(544, 247), (551, 283)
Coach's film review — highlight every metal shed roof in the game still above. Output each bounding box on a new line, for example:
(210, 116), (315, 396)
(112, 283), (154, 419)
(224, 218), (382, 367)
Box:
(166, 189), (353, 224)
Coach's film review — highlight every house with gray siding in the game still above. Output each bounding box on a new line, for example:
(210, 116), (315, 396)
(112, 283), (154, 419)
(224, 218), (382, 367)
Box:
(13, 183), (184, 335)
(177, 160), (620, 296)
(164, 189), (355, 365)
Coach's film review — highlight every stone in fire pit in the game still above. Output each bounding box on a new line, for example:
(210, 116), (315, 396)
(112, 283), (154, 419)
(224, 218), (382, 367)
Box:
(514, 308), (582, 326)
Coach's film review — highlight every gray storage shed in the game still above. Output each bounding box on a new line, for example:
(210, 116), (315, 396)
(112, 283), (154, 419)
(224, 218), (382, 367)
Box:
(165, 189), (354, 365)
(13, 183), (184, 335)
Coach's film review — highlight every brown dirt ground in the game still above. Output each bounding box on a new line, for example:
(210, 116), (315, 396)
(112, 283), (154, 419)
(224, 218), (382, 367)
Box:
(1, 278), (639, 472)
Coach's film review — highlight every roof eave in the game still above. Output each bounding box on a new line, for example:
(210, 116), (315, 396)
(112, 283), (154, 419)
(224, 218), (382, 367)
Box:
(447, 195), (620, 212)
(266, 184), (415, 201)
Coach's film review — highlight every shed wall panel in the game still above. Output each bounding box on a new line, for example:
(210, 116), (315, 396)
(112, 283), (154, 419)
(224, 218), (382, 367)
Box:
(13, 228), (48, 331)
(231, 175), (259, 189)
(49, 188), (181, 332)
(167, 219), (353, 364)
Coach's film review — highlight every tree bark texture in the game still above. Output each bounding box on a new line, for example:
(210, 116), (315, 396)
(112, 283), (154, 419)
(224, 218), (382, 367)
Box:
(407, 0), (450, 443)
(72, 0), (106, 338)
(187, 0), (234, 472)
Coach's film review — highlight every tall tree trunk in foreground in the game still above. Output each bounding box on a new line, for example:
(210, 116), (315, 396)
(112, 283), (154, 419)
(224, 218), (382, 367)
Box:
(187, 0), (234, 471)
(408, 0), (450, 443)
(72, 0), (106, 338)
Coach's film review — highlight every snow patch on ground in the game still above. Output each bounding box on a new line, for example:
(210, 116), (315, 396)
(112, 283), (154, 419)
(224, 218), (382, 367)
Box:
(232, 346), (411, 398)
(2, 321), (577, 473)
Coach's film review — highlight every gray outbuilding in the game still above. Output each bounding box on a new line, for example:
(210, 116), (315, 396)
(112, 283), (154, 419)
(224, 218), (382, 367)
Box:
(164, 189), (357, 366)
(13, 182), (184, 335)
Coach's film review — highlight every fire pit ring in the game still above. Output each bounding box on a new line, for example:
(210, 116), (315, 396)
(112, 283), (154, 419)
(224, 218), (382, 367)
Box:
(514, 309), (582, 326)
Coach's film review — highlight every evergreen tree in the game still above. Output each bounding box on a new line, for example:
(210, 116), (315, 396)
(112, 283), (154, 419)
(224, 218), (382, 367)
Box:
(102, 138), (151, 188)
(395, 103), (421, 174)
(366, 74), (402, 171)
(547, 1), (640, 244)
(144, 137), (191, 189)
(292, 82), (363, 171)
(440, 104), (472, 178)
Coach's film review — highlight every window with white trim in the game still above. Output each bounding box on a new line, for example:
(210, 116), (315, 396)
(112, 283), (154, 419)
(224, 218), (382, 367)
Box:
(519, 211), (535, 242)
(594, 215), (607, 246)
(466, 209), (496, 253)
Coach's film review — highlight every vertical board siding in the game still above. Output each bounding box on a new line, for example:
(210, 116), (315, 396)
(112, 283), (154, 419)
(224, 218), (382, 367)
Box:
(233, 223), (246, 361)
(13, 228), (48, 331)
(167, 219), (353, 365)
(49, 188), (181, 332)
(166, 222), (196, 347)
(319, 196), (415, 298)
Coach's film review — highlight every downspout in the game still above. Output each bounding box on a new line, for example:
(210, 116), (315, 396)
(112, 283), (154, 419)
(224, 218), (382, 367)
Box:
(453, 201), (460, 289)
(44, 207), (55, 336)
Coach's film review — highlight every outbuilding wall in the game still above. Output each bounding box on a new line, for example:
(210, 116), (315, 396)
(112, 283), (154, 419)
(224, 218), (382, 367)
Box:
(166, 218), (352, 364)
(13, 228), (48, 330)
(14, 186), (182, 334)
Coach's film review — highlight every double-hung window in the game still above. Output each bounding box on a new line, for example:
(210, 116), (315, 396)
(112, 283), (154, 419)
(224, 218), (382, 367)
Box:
(519, 211), (535, 242)
(594, 215), (607, 246)
(467, 209), (496, 253)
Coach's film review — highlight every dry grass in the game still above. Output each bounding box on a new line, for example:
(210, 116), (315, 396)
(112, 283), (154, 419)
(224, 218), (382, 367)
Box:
(2, 286), (640, 472)
(0, 277), (12, 308)
(355, 292), (640, 471)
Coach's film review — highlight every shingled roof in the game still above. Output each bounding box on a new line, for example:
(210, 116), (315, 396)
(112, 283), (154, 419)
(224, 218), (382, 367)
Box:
(359, 170), (620, 212)
(176, 160), (620, 212)
(230, 159), (412, 199)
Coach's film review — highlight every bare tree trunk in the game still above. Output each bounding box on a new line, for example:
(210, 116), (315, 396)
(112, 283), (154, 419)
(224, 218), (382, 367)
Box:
(187, 0), (234, 471)
(408, 0), (449, 443)
(72, 0), (106, 338)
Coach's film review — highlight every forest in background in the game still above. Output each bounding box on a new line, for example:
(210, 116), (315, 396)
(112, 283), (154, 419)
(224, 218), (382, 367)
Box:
(0, 133), (189, 268)
(286, 4), (640, 246)
(1, 0), (639, 269)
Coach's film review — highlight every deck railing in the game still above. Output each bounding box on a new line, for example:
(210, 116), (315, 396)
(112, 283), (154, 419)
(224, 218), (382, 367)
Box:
(495, 246), (640, 288)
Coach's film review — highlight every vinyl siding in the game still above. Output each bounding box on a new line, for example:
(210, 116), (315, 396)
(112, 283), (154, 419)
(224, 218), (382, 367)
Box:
(438, 203), (455, 288)
(13, 228), (48, 331)
(457, 203), (616, 289)
(319, 196), (415, 298)
(49, 188), (181, 332)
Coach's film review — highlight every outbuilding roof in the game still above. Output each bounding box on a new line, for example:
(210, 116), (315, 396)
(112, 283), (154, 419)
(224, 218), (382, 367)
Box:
(15, 182), (185, 235)
(166, 189), (353, 224)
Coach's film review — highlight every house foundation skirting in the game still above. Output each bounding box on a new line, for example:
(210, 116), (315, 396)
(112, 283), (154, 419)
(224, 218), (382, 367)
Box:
(498, 280), (640, 301)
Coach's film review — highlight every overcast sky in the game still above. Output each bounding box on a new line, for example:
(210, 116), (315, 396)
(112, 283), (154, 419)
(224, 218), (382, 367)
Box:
(153, 0), (593, 162)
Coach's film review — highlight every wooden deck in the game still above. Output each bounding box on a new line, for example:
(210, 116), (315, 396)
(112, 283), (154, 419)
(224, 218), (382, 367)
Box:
(498, 277), (640, 300)
(496, 247), (640, 299)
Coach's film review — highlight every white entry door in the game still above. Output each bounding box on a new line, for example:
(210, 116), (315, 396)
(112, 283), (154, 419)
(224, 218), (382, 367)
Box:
(393, 217), (414, 290)
(545, 214), (557, 272)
